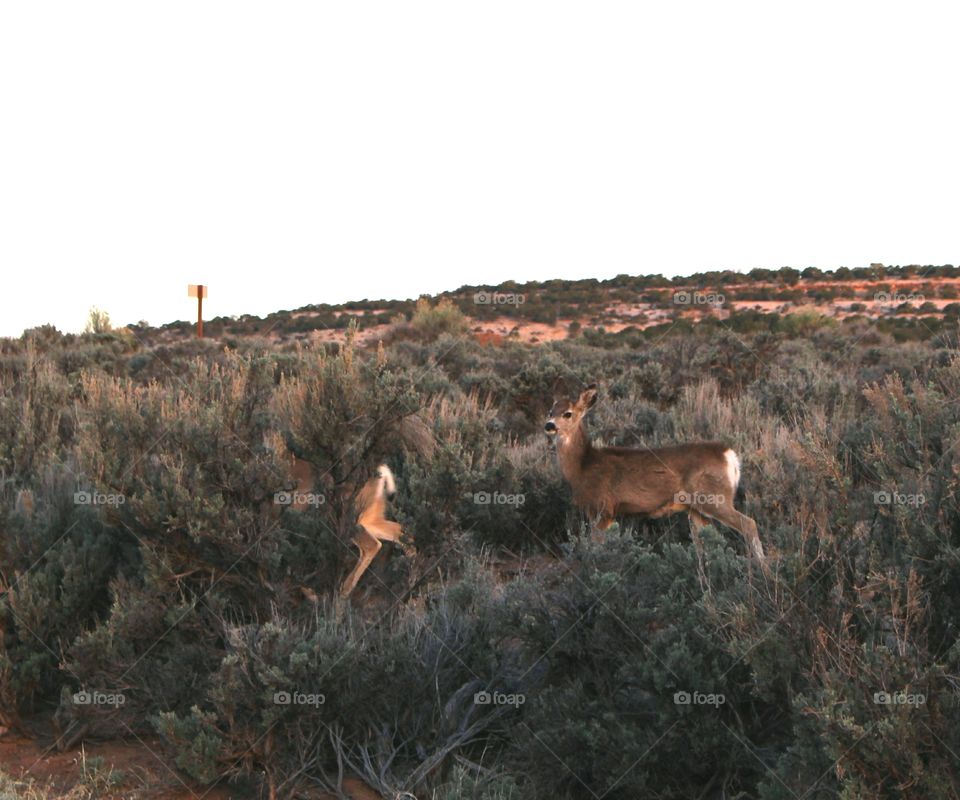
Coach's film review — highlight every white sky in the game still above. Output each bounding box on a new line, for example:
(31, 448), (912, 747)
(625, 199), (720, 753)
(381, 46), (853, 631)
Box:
(1, 2), (958, 336)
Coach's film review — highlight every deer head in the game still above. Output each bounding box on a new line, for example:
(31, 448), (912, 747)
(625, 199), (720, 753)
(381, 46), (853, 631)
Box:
(544, 383), (598, 440)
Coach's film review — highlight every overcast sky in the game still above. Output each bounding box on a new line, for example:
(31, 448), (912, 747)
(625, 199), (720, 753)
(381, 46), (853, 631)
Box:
(1, 1), (957, 336)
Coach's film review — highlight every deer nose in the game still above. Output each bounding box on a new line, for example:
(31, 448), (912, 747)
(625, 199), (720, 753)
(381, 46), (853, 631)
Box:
(544, 421), (557, 433)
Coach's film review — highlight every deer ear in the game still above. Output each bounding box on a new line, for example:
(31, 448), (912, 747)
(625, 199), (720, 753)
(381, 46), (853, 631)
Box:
(579, 384), (599, 409)
(550, 377), (565, 404)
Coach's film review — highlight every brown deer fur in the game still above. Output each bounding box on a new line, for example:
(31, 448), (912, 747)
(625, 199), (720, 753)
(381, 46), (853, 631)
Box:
(545, 384), (765, 563)
(340, 464), (408, 597)
(270, 439), (411, 597)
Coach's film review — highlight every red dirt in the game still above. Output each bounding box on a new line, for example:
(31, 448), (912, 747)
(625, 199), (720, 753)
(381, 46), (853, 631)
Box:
(0, 729), (381, 800)
(473, 330), (506, 346)
(0, 731), (236, 799)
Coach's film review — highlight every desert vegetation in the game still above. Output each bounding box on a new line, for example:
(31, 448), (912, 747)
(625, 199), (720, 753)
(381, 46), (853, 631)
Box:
(124, 263), (960, 345)
(2, 291), (960, 798)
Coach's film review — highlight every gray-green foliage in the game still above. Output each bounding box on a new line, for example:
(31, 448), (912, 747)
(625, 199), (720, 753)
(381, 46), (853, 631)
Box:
(1, 317), (959, 798)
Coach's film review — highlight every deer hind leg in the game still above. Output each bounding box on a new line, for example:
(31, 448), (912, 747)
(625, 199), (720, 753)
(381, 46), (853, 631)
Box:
(686, 468), (766, 565)
(692, 499), (766, 565)
(340, 528), (382, 598)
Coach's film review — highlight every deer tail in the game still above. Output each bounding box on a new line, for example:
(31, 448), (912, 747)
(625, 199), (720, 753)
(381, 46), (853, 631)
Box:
(724, 449), (746, 506)
(377, 464), (396, 497)
(723, 449), (741, 490)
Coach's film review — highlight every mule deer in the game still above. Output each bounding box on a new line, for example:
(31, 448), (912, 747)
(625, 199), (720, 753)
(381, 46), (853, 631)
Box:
(272, 440), (412, 597)
(545, 384), (765, 564)
(338, 463), (412, 597)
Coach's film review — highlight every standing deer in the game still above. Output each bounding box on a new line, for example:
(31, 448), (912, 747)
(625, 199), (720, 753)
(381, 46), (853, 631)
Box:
(544, 384), (765, 564)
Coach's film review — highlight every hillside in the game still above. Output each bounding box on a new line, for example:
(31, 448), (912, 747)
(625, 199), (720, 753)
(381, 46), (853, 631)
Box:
(124, 264), (960, 347)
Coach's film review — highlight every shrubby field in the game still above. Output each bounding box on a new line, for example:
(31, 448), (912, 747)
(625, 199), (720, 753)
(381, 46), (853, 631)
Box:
(1, 300), (959, 799)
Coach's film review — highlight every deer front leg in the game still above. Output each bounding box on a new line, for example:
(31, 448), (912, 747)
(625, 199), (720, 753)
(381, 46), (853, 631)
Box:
(687, 510), (709, 590)
(596, 515), (615, 531)
(589, 512), (616, 543)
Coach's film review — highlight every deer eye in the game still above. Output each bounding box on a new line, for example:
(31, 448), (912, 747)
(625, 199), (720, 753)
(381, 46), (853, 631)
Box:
(562, 411), (573, 419)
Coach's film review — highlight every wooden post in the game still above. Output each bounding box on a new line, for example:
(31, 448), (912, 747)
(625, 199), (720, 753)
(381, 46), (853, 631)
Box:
(188, 284), (208, 338)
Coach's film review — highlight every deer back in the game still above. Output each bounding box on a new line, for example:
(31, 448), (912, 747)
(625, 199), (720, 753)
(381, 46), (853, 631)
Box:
(567, 440), (735, 518)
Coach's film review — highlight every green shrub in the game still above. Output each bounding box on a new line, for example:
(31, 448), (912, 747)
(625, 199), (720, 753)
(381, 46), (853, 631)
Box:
(411, 297), (469, 341)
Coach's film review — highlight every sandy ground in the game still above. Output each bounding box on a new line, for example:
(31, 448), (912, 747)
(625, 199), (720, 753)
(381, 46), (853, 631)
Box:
(0, 730), (232, 799)
(0, 729), (380, 800)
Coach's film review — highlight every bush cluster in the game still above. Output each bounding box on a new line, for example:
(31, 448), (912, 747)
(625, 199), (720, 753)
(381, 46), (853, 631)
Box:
(1, 314), (959, 798)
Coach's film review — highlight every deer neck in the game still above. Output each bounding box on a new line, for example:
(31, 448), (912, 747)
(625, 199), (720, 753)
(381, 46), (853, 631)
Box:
(555, 422), (592, 484)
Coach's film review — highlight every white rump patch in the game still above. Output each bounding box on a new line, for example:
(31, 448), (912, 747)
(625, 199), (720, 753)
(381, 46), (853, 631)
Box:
(377, 464), (396, 496)
(724, 449), (741, 490)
